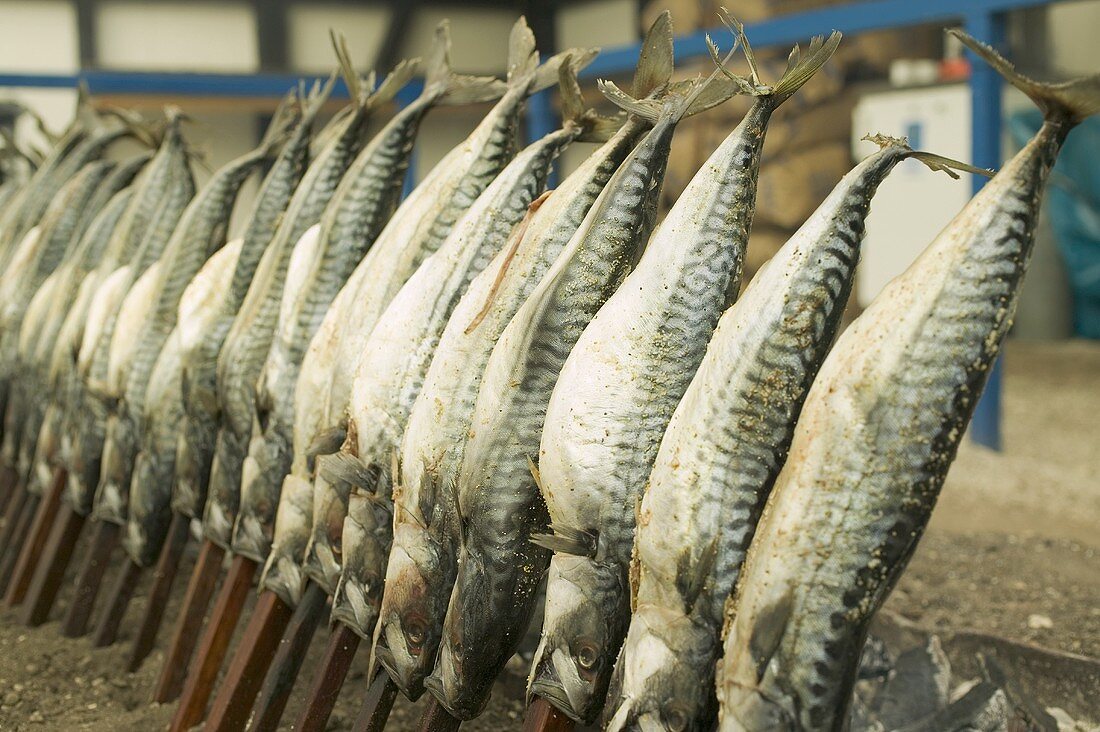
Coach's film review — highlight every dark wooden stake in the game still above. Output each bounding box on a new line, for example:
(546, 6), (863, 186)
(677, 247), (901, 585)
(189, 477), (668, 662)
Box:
(204, 588), (294, 732)
(352, 672), (400, 732)
(19, 502), (86, 626)
(0, 484), (30, 574)
(152, 539), (225, 703)
(522, 696), (576, 732)
(127, 512), (192, 671)
(4, 467), (66, 606)
(246, 581), (328, 732)
(293, 622), (362, 732)
(0, 493), (41, 598)
(60, 519), (120, 637)
(418, 698), (463, 732)
(168, 554), (257, 732)
(91, 557), (143, 646)
(0, 465), (17, 514)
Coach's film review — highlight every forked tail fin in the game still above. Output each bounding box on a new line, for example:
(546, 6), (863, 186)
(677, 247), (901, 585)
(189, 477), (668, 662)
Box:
(712, 8), (842, 109)
(950, 29), (1100, 125)
(558, 54), (623, 142)
(862, 133), (995, 179)
(505, 16), (599, 95)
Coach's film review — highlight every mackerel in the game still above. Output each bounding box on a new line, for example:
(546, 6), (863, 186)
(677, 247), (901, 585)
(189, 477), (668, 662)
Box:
(203, 59), (378, 550)
(89, 128), (285, 531)
(716, 35), (1100, 731)
(529, 26), (841, 724)
(373, 45), (656, 702)
(602, 138), (973, 732)
(424, 21), (739, 716)
(323, 60), (601, 656)
(276, 19), (592, 607)
(174, 92), (313, 520)
(126, 240), (242, 566)
(232, 26), (504, 566)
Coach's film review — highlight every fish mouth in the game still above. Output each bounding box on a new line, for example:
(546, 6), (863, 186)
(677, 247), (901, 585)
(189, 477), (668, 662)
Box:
(528, 679), (583, 722)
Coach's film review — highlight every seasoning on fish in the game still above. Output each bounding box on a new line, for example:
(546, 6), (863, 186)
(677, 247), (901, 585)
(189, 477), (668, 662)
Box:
(373, 59), (634, 701)
(424, 24), (741, 716)
(527, 22), (842, 724)
(602, 136), (977, 732)
(258, 21), (512, 610)
(716, 34), (1100, 731)
(293, 18), (594, 607)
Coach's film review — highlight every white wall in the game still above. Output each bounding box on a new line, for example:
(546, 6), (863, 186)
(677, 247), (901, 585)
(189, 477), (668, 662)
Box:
(95, 1), (259, 72)
(287, 3), (392, 73)
(1047, 0), (1100, 76)
(403, 7), (515, 75)
(557, 0), (637, 53)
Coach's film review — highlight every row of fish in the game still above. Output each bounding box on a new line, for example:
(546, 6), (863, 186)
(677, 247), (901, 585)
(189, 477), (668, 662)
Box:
(0, 10), (1095, 731)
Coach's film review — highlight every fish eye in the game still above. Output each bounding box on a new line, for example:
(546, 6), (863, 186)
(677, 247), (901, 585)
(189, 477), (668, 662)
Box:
(664, 706), (689, 731)
(575, 642), (600, 672)
(405, 619), (427, 651)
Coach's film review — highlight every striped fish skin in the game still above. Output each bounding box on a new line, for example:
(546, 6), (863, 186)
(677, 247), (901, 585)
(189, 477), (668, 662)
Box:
(717, 44), (1096, 731)
(173, 100), (312, 520)
(326, 120), (576, 645)
(258, 105), (517, 607)
(423, 104), (688, 721)
(203, 92), (374, 550)
(89, 138), (278, 530)
(292, 73), (533, 600)
(125, 240), (242, 567)
(374, 118), (647, 700)
(231, 71), (439, 565)
(604, 144), (923, 732)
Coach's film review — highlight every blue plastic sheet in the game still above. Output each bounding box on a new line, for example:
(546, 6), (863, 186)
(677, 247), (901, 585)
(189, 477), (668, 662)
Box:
(1010, 111), (1100, 338)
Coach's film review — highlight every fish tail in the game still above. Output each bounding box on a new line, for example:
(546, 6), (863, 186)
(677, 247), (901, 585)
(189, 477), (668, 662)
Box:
(557, 55), (622, 142)
(330, 30), (374, 109)
(425, 21), (507, 105)
(631, 11), (675, 99)
(302, 72), (338, 126)
(861, 133), (994, 180)
(371, 57), (421, 106)
(506, 16), (599, 95)
(711, 9), (841, 109)
(950, 29), (1100, 126)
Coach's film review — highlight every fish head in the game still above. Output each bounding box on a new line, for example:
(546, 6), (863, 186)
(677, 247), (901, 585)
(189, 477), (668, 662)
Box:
(423, 554), (506, 719)
(603, 606), (717, 732)
(528, 554), (629, 723)
(373, 531), (453, 696)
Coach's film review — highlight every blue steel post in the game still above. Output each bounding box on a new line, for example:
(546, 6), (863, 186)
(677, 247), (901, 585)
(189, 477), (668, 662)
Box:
(526, 88), (559, 187)
(965, 10), (1008, 451)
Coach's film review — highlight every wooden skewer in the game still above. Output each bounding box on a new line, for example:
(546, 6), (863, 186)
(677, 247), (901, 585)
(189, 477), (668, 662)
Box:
(168, 553), (257, 732)
(417, 698), (463, 732)
(522, 696), (576, 732)
(0, 483), (30, 569)
(0, 465), (17, 514)
(127, 512), (192, 671)
(203, 586), (294, 732)
(152, 538), (225, 703)
(90, 556), (143, 646)
(0, 492), (41, 597)
(4, 467), (66, 606)
(352, 672), (400, 732)
(19, 502), (86, 626)
(60, 519), (120, 637)
(246, 581), (328, 732)
(293, 621), (362, 732)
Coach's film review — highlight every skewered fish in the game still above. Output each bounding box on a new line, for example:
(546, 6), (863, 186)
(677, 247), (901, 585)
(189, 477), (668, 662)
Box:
(716, 34), (1100, 731)
(424, 30), (740, 716)
(529, 25), (842, 724)
(603, 137), (975, 732)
